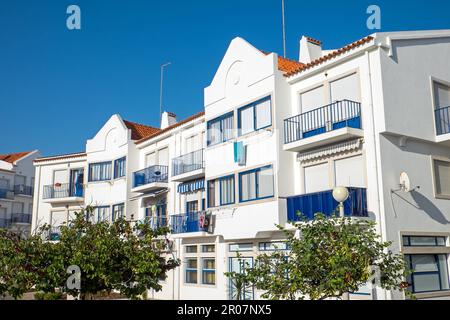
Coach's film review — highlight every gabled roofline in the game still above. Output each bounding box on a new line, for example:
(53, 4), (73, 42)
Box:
(34, 152), (87, 164)
(136, 111), (205, 146)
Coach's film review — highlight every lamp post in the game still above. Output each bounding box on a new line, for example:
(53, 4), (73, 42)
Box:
(332, 186), (349, 218)
(160, 62), (171, 120)
(332, 186), (350, 300)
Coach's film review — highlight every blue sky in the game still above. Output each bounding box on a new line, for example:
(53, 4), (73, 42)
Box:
(1, 0), (449, 156)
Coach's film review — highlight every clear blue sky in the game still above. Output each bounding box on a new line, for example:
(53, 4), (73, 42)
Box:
(1, 0), (449, 156)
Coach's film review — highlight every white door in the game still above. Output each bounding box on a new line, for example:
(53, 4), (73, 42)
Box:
(304, 162), (329, 193)
(334, 155), (365, 188)
(53, 170), (68, 184)
(145, 152), (156, 167)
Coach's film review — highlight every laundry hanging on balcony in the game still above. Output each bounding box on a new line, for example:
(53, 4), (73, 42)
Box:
(233, 141), (246, 165)
(177, 179), (205, 194)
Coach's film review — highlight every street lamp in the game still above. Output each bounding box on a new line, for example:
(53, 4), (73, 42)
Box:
(332, 186), (349, 218)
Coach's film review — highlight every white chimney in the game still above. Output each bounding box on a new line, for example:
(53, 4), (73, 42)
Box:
(299, 36), (323, 64)
(160, 111), (177, 129)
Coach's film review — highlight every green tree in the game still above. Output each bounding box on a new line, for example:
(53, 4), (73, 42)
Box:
(228, 214), (410, 300)
(0, 206), (179, 300)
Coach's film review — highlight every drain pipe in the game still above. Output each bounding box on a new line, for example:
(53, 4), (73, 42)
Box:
(365, 49), (388, 300)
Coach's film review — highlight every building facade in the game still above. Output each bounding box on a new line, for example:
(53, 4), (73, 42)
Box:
(31, 29), (450, 300)
(0, 150), (40, 236)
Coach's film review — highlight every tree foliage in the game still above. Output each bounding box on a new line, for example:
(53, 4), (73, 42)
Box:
(0, 206), (179, 299)
(227, 214), (410, 300)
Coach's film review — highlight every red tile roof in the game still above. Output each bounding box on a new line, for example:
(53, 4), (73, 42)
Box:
(0, 151), (33, 164)
(283, 36), (374, 77)
(34, 152), (86, 163)
(136, 111), (205, 145)
(123, 120), (161, 140)
(305, 36), (322, 45)
(277, 55), (306, 74)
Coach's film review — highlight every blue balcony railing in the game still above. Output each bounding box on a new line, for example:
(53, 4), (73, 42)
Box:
(142, 215), (168, 230)
(133, 165), (168, 188)
(11, 213), (32, 224)
(43, 183), (84, 199)
(435, 106), (450, 135)
(14, 184), (33, 196)
(172, 149), (204, 176)
(0, 188), (14, 200)
(170, 211), (209, 234)
(284, 100), (362, 144)
(0, 218), (11, 229)
(286, 187), (368, 222)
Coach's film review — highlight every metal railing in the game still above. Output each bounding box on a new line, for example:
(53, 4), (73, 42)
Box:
(0, 188), (14, 200)
(435, 106), (450, 135)
(0, 218), (11, 229)
(11, 213), (32, 224)
(43, 183), (84, 199)
(172, 149), (204, 176)
(284, 100), (362, 144)
(133, 165), (168, 188)
(170, 211), (209, 234)
(14, 184), (33, 196)
(143, 216), (168, 230)
(286, 187), (368, 222)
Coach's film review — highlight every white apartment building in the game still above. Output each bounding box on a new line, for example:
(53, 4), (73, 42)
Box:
(32, 29), (450, 300)
(0, 150), (40, 236)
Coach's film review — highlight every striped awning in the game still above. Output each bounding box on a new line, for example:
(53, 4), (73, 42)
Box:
(177, 179), (205, 194)
(297, 139), (362, 162)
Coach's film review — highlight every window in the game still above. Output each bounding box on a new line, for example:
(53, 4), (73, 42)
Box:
(300, 86), (325, 113)
(185, 259), (198, 284)
(238, 97), (272, 136)
(88, 162), (112, 182)
(114, 157), (126, 179)
(158, 147), (169, 166)
(239, 165), (274, 202)
(433, 159), (450, 197)
(202, 259), (216, 285)
(330, 73), (360, 103)
(259, 241), (289, 251)
(434, 81), (450, 109)
(95, 206), (110, 222)
(202, 245), (215, 253)
(112, 203), (124, 221)
(185, 245), (197, 253)
(403, 236), (446, 247)
(304, 162), (329, 194)
(207, 112), (234, 146)
(405, 254), (450, 293)
(207, 175), (235, 207)
(334, 155), (365, 188)
(229, 243), (253, 252)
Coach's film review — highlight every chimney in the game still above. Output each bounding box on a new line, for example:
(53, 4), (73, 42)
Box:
(299, 36), (323, 64)
(160, 111), (177, 129)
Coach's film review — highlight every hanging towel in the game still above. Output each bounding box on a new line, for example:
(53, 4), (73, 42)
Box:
(233, 141), (246, 166)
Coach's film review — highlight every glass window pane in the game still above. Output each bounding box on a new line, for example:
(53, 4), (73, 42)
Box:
(202, 245), (215, 253)
(203, 259), (215, 269)
(240, 107), (254, 135)
(220, 177), (234, 205)
(187, 259), (197, 269)
(222, 114), (234, 142)
(410, 236), (439, 246)
(434, 160), (450, 196)
(186, 270), (197, 283)
(185, 245), (197, 253)
(241, 171), (256, 201)
(411, 255), (438, 272)
(438, 255), (450, 290)
(434, 82), (450, 109)
(207, 180), (216, 207)
(437, 237), (447, 246)
(255, 99), (271, 129)
(413, 273), (441, 292)
(402, 236), (410, 246)
(257, 167), (274, 198)
(229, 243), (253, 252)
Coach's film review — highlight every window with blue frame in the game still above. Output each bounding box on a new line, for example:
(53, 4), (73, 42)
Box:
(405, 254), (450, 293)
(112, 203), (124, 221)
(185, 258), (198, 284)
(238, 96), (272, 136)
(239, 165), (274, 202)
(207, 112), (234, 146)
(88, 162), (112, 182)
(202, 258), (216, 285)
(95, 206), (110, 222)
(403, 236), (446, 247)
(207, 175), (235, 207)
(114, 157), (126, 179)
(259, 241), (289, 251)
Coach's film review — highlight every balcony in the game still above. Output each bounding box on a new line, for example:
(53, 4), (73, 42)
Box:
(132, 165), (168, 193)
(0, 188), (14, 200)
(284, 100), (363, 152)
(11, 213), (32, 224)
(43, 183), (84, 204)
(170, 211), (209, 235)
(286, 187), (368, 222)
(171, 149), (205, 182)
(14, 184), (33, 197)
(142, 215), (168, 230)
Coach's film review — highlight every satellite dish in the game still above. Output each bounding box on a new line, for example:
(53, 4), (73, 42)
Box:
(399, 172), (411, 192)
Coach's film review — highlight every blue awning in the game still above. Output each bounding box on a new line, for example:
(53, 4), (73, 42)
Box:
(177, 179), (205, 194)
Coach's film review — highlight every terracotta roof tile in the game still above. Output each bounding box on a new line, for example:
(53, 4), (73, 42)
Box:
(136, 111), (205, 145)
(123, 120), (161, 140)
(305, 36), (322, 45)
(277, 56), (306, 74)
(34, 152), (86, 163)
(0, 151), (33, 164)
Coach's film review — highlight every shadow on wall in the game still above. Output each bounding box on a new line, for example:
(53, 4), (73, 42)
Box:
(410, 190), (450, 225)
